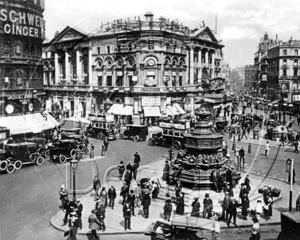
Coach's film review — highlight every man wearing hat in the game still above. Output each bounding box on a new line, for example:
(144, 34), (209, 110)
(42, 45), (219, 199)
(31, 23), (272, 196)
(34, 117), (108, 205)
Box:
(59, 184), (68, 210)
(141, 189), (151, 218)
(203, 193), (213, 219)
(108, 185), (116, 210)
(133, 152), (141, 180)
(123, 199), (132, 230)
(244, 174), (251, 192)
(62, 198), (72, 226)
(120, 182), (129, 205)
(88, 209), (101, 240)
(75, 199), (83, 230)
(68, 211), (79, 239)
(239, 183), (249, 203)
(227, 196), (238, 228)
(221, 192), (230, 221)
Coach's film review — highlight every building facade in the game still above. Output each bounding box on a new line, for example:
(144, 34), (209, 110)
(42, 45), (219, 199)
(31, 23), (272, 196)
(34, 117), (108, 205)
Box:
(42, 13), (224, 118)
(0, 0), (45, 116)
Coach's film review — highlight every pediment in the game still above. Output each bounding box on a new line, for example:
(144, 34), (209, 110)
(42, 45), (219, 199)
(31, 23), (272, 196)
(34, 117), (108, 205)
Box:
(51, 26), (87, 43)
(193, 27), (218, 43)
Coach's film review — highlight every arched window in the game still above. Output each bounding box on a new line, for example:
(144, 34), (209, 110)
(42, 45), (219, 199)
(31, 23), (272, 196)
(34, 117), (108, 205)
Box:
(15, 44), (21, 54)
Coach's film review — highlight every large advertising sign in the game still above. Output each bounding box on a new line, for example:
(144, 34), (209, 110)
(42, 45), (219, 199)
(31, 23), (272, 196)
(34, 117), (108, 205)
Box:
(0, 9), (45, 39)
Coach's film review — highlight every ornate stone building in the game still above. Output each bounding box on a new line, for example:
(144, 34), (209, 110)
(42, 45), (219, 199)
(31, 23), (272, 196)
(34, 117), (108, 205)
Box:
(42, 13), (224, 118)
(0, 0), (45, 116)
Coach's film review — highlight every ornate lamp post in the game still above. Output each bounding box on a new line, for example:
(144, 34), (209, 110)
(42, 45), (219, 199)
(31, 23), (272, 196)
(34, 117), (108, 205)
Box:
(169, 119), (174, 160)
(70, 159), (79, 199)
(286, 158), (294, 211)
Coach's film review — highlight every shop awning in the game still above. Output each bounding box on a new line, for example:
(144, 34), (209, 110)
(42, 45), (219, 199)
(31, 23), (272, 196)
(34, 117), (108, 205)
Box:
(144, 107), (161, 117)
(119, 106), (133, 116)
(173, 103), (186, 114)
(23, 115), (41, 134)
(108, 104), (124, 114)
(24, 113), (56, 131)
(45, 113), (60, 127)
(0, 115), (35, 135)
(166, 106), (181, 116)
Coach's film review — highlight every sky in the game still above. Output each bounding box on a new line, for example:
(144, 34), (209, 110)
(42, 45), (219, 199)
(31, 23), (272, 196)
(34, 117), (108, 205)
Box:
(44, 0), (300, 68)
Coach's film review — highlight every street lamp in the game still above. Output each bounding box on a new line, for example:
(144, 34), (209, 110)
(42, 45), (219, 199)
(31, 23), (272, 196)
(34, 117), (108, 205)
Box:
(70, 159), (79, 199)
(169, 119), (174, 160)
(286, 158), (294, 211)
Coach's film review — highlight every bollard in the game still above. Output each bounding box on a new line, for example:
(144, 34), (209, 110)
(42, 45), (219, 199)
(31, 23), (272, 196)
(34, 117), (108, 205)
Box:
(101, 144), (105, 156)
(248, 142), (251, 154)
(238, 133), (241, 141)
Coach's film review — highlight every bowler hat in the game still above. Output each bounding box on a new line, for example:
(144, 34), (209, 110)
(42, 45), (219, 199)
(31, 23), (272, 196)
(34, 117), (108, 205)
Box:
(205, 193), (209, 198)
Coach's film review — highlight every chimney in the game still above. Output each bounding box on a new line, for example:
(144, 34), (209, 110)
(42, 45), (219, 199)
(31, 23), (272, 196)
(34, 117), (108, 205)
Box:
(145, 12), (154, 22)
(276, 34), (278, 42)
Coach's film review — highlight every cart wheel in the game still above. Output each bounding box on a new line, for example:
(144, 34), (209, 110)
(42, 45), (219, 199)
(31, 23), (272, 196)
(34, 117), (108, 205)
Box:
(38, 147), (45, 155)
(36, 156), (45, 166)
(44, 150), (50, 158)
(97, 132), (105, 140)
(59, 155), (67, 164)
(29, 153), (37, 162)
(173, 141), (181, 150)
(133, 135), (139, 142)
(14, 160), (23, 170)
(0, 160), (8, 171)
(148, 139), (154, 146)
(6, 163), (15, 174)
(77, 144), (84, 151)
(70, 149), (76, 158)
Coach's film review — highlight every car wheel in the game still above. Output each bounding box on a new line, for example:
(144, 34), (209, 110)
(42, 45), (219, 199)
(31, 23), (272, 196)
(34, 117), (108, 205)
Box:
(38, 147), (45, 155)
(148, 139), (154, 146)
(44, 150), (50, 158)
(0, 160), (8, 171)
(14, 160), (23, 170)
(70, 149), (76, 158)
(6, 163), (15, 174)
(77, 152), (84, 160)
(29, 153), (37, 162)
(59, 155), (67, 164)
(173, 141), (181, 150)
(133, 135), (139, 142)
(84, 147), (90, 155)
(97, 132), (105, 140)
(36, 157), (45, 166)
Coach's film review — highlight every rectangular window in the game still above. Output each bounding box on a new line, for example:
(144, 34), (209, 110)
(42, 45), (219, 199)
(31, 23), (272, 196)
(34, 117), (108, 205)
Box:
(283, 50), (287, 55)
(172, 76), (176, 87)
(283, 69), (287, 76)
(294, 59), (298, 66)
(116, 76), (123, 86)
(128, 76), (135, 87)
(295, 50), (298, 55)
(283, 59), (287, 65)
(294, 69), (298, 76)
(107, 46), (110, 54)
(148, 42), (154, 50)
(97, 47), (100, 54)
(106, 76), (112, 86)
(98, 76), (102, 86)
(179, 76), (183, 86)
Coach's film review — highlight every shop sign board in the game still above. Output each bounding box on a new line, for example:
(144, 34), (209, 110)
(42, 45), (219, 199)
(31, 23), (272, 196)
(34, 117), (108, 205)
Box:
(142, 96), (161, 107)
(159, 122), (185, 130)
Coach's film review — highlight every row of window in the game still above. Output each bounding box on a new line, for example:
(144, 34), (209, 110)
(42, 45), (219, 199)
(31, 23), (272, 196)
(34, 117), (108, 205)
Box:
(283, 49), (299, 56)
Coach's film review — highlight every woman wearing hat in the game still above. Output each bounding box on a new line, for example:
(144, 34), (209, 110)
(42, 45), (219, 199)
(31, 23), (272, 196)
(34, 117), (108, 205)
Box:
(176, 192), (185, 215)
(191, 197), (200, 217)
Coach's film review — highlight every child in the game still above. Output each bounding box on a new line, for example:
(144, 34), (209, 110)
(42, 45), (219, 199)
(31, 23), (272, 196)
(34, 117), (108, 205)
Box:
(118, 161), (125, 180)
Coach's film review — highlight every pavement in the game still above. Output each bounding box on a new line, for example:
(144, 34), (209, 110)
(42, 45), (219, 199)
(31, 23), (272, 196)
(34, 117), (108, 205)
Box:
(50, 155), (300, 236)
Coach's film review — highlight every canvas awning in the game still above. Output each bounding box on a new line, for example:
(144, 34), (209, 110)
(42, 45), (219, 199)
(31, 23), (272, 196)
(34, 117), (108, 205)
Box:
(119, 106), (133, 116)
(166, 106), (180, 116)
(0, 115), (36, 135)
(143, 107), (161, 117)
(108, 104), (124, 114)
(24, 113), (56, 131)
(173, 103), (186, 114)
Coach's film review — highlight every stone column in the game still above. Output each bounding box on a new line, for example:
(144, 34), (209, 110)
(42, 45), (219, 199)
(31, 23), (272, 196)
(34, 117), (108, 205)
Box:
(76, 49), (81, 80)
(205, 50), (209, 68)
(43, 72), (47, 85)
(189, 47), (194, 84)
(54, 52), (59, 83)
(65, 50), (70, 81)
(198, 48), (202, 83)
(49, 71), (52, 85)
(211, 51), (215, 78)
(185, 49), (189, 85)
(88, 46), (93, 85)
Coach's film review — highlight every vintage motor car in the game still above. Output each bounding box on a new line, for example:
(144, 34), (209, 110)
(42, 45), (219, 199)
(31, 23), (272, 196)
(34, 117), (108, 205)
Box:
(1, 142), (45, 174)
(48, 139), (82, 164)
(145, 215), (218, 240)
(119, 124), (148, 142)
(87, 119), (117, 140)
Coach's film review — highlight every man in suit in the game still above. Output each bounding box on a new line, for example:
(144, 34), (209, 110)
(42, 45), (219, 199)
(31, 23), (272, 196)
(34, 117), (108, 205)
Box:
(120, 182), (129, 205)
(227, 196), (238, 228)
(123, 200), (132, 230)
(203, 193), (213, 219)
(239, 147), (245, 168)
(127, 190), (136, 216)
(133, 152), (141, 180)
(62, 199), (72, 226)
(88, 209), (101, 240)
(108, 185), (116, 210)
(244, 174), (251, 192)
(75, 199), (83, 230)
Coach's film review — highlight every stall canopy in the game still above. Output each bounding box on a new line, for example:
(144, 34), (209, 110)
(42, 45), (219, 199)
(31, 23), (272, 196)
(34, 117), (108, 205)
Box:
(23, 115), (41, 134)
(173, 103), (186, 114)
(24, 113), (56, 131)
(0, 115), (37, 135)
(45, 113), (60, 127)
(166, 105), (180, 116)
(144, 107), (161, 117)
(119, 106), (133, 116)
(108, 104), (124, 114)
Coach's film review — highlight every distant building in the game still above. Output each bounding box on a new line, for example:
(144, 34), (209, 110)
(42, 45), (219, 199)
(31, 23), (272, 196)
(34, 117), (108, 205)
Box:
(244, 65), (256, 90)
(42, 13), (225, 118)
